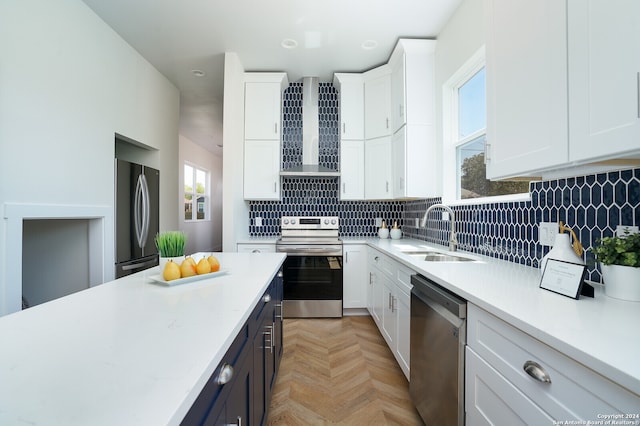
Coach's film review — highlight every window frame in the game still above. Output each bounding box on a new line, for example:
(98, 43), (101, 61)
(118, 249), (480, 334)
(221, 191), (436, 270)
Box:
(183, 162), (210, 222)
(442, 46), (530, 205)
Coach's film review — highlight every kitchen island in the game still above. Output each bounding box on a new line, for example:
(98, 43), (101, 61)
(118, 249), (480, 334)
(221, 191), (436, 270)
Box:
(0, 252), (286, 425)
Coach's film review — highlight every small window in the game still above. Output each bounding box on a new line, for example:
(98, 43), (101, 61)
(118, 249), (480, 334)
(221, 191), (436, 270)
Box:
(184, 164), (209, 221)
(444, 48), (528, 201)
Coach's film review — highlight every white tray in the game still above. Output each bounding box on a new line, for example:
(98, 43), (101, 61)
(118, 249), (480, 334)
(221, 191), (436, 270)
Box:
(148, 269), (229, 286)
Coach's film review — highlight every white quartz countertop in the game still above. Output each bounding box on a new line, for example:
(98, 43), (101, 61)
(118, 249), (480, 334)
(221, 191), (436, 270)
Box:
(0, 252), (286, 426)
(366, 237), (640, 397)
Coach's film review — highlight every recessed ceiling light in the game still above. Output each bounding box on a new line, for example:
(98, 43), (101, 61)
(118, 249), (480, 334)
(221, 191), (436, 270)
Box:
(281, 38), (298, 49)
(191, 69), (205, 77)
(361, 40), (378, 50)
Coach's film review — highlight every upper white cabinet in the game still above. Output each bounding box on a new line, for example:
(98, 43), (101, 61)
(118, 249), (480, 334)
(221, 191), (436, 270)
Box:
(365, 136), (393, 200)
(567, 0), (640, 163)
(486, 0), (640, 180)
(333, 74), (364, 140)
(244, 75), (287, 140)
(340, 139), (365, 200)
(243, 73), (288, 200)
(389, 39), (438, 198)
(334, 74), (365, 200)
(485, 0), (569, 180)
(364, 66), (392, 140)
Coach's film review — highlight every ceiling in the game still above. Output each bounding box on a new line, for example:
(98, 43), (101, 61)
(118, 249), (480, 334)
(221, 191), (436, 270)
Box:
(81, 0), (462, 154)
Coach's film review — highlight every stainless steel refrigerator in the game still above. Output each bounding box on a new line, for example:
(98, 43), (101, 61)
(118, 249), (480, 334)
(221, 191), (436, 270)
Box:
(115, 159), (160, 278)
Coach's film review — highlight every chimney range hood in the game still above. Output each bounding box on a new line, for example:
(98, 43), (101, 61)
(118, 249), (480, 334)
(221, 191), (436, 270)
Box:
(280, 77), (340, 177)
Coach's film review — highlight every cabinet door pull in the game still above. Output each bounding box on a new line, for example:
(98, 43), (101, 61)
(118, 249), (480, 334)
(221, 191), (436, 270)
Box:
(342, 182), (346, 194)
(263, 325), (273, 353)
(273, 182), (277, 193)
(274, 123), (278, 134)
(386, 117), (389, 129)
(386, 181), (389, 193)
(251, 249), (261, 253)
(484, 141), (491, 164)
(343, 122), (346, 134)
(523, 360), (551, 384)
(275, 303), (283, 320)
(216, 363), (234, 385)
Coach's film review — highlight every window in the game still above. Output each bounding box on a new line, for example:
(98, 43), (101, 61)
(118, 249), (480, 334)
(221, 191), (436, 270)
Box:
(184, 163), (209, 221)
(443, 47), (529, 202)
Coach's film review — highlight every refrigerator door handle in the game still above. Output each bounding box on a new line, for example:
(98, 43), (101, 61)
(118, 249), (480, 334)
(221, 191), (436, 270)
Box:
(134, 174), (145, 248)
(140, 173), (150, 248)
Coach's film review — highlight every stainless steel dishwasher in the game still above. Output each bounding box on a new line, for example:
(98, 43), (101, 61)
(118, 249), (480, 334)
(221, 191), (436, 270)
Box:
(410, 274), (467, 426)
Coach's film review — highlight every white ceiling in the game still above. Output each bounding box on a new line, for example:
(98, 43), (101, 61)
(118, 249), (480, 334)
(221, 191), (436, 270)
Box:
(81, 0), (462, 154)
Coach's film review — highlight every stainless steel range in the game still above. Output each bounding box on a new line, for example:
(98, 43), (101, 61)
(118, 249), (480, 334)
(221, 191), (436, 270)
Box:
(276, 216), (343, 318)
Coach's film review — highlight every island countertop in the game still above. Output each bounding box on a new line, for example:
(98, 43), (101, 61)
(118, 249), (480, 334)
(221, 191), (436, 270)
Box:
(0, 252), (286, 426)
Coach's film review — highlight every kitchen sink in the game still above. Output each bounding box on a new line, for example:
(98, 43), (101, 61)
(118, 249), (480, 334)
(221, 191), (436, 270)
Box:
(400, 249), (476, 262)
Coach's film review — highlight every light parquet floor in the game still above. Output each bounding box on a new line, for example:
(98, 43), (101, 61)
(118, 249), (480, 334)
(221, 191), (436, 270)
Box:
(267, 316), (423, 426)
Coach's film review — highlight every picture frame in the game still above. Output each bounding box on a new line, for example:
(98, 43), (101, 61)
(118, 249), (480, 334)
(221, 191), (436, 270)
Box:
(539, 258), (588, 299)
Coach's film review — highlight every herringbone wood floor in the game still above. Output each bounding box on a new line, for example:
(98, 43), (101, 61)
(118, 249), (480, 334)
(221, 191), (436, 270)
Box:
(267, 316), (423, 425)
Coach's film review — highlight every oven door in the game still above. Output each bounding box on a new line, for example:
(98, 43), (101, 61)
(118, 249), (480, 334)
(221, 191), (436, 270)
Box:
(280, 255), (343, 318)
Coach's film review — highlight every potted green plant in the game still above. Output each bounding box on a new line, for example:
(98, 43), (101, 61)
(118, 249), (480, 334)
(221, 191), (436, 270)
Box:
(155, 231), (187, 271)
(591, 230), (640, 301)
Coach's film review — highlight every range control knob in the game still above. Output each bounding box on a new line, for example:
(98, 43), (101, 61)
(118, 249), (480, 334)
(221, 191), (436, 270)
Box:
(283, 218), (289, 225)
(324, 219), (329, 225)
(331, 219), (337, 225)
(291, 219), (296, 224)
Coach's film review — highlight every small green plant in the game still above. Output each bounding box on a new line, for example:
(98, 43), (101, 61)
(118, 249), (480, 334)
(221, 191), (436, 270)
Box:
(155, 231), (186, 257)
(591, 231), (640, 267)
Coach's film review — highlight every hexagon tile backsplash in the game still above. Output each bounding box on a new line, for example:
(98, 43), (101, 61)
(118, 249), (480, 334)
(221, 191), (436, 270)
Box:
(248, 80), (639, 283)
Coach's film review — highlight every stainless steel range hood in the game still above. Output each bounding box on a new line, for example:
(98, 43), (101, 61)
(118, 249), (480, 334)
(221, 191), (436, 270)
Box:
(280, 77), (340, 177)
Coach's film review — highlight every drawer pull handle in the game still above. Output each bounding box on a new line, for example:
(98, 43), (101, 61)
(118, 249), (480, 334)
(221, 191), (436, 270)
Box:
(216, 363), (234, 385)
(523, 360), (551, 384)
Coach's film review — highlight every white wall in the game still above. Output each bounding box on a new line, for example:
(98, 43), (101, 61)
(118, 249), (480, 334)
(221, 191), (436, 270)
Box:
(179, 135), (223, 253)
(222, 53), (249, 251)
(0, 0), (180, 315)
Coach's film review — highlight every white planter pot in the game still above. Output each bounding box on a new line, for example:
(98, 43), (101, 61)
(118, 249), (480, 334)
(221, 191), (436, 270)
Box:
(159, 255), (185, 272)
(601, 264), (640, 302)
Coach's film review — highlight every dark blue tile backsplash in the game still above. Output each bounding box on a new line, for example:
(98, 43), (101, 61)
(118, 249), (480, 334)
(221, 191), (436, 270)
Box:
(248, 80), (640, 284)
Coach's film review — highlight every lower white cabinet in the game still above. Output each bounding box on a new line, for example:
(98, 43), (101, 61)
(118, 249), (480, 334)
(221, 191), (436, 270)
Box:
(236, 243), (276, 253)
(343, 244), (367, 309)
(367, 247), (412, 379)
(466, 303), (640, 423)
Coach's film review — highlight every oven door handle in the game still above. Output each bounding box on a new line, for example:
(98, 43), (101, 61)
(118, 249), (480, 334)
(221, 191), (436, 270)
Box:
(277, 247), (342, 256)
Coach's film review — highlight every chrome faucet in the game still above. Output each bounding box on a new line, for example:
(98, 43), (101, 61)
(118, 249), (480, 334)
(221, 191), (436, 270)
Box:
(420, 204), (458, 252)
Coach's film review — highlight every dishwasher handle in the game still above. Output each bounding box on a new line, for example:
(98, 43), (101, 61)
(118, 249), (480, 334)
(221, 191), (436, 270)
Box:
(411, 274), (467, 319)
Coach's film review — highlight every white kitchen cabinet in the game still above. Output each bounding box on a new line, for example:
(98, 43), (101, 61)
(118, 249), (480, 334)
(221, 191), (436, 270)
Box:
(365, 136), (393, 200)
(236, 243), (276, 253)
(389, 39), (439, 199)
(381, 277), (396, 348)
(567, 0), (640, 163)
(339, 140), (365, 200)
(389, 39), (436, 132)
(485, 0), (569, 179)
(243, 140), (280, 200)
(367, 247), (412, 380)
(391, 125), (437, 199)
(244, 74), (287, 140)
(333, 73), (364, 140)
(334, 73), (366, 200)
(364, 66), (392, 140)
(243, 73), (287, 201)
(466, 347), (555, 425)
(466, 303), (640, 423)
(343, 244), (367, 309)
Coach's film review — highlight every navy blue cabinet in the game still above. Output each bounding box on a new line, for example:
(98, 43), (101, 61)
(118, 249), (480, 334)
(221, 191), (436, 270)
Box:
(182, 273), (283, 426)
